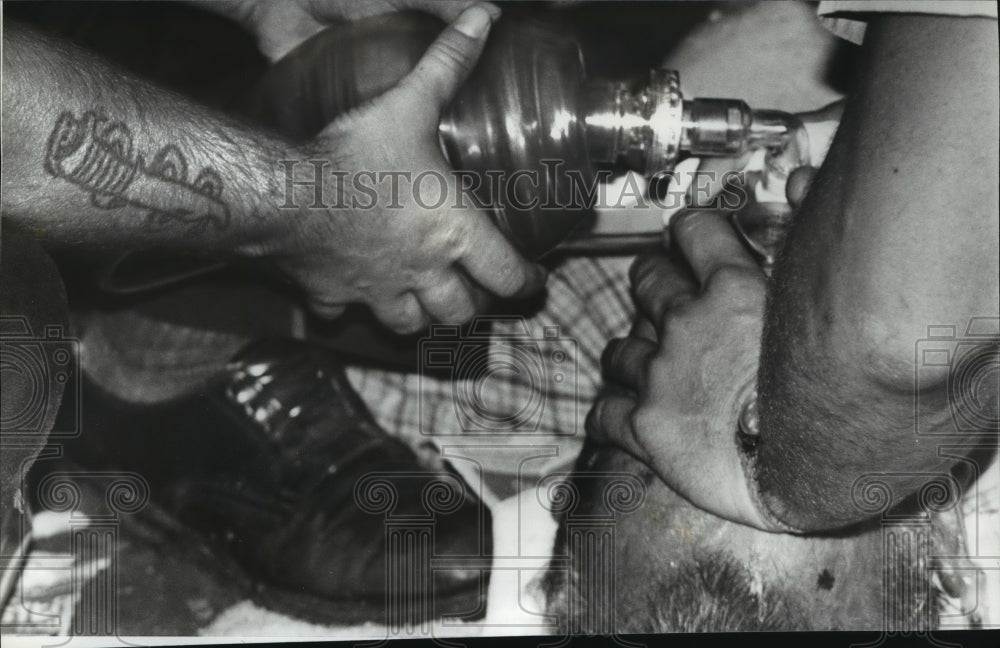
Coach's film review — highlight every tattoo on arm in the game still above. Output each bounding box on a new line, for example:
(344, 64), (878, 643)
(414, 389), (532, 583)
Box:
(44, 110), (231, 232)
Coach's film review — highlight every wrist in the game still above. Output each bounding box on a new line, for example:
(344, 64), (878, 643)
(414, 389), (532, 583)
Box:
(247, 141), (349, 261)
(224, 139), (307, 261)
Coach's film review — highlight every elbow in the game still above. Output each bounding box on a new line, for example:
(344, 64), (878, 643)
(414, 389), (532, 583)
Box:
(791, 265), (966, 397)
(823, 295), (999, 415)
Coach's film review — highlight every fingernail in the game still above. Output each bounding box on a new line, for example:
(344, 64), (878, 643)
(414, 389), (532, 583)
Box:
(661, 180), (692, 228)
(477, 2), (502, 21)
(454, 5), (493, 38)
(584, 401), (602, 438)
(512, 263), (547, 299)
(661, 202), (686, 228)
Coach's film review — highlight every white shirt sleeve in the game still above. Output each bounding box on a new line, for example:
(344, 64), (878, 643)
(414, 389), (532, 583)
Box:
(817, 0), (998, 44)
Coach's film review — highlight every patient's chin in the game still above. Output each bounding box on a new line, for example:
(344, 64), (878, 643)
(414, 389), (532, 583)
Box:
(542, 442), (934, 633)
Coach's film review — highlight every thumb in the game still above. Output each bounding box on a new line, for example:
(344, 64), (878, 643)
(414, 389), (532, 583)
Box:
(398, 4), (496, 121)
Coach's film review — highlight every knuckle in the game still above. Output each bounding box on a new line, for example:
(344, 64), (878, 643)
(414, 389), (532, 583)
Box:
(626, 406), (646, 441)
(671, 210), (704, 239)
(601, 338), (625, 373)
(498, 262), (530, 296)
(705, 263), (762, 295)
(394, 267), (420, 288)
(453, 304), (477, 325)
(656, 309), (680, 336)
(627, 418), (653, 464)
(424, 212), (471, 258)
(585, 399), (603, 437)
(443, 220), (472, 258)
(412, 269), (440, 292)
(310, 302), (346, 320)
(637, 355), (655, 390)
(308, 293), (340, 308)
(399, 320), (426, 335)
(666, 291), (696, 311)
(448, 294), (478, 324)
(308, 290), (347, 310)
(428, 37), (473, 74)
(628, 254), (655, 285)
(388, 309), (425, 335)
(631, 265), (662, 301)
(706, 263), (743, 284)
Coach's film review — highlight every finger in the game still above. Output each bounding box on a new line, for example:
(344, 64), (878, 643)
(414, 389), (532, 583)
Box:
(457, 211), (547, 298)
(401, 0), (501, 23)
(628, 253), (696, 324)
(397, 4), (496, 124)
(454, 267), (495, 312)
(798, 99), (846, 125)
(656, 156), (700, 226)
(785, 165), (818, 209)
(416, 271), (478, 324)
(601, 337), (656, 392)
(300, 275), (349, 319)
(629, 317), (657, 342)
(370, 292), (428, 335)
(670, 210), (758, 286)
(585, 395), (646, 461)
(687, 152), (753, 210)
(307, 299), (348, 320)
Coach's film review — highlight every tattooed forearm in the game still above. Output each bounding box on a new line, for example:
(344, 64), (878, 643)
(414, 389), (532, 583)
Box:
(4, 22), (291, 254)
(44, 110), (231, 232)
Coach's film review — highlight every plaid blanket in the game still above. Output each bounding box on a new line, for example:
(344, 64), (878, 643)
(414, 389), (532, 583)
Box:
(344, 253), (998, 629)
(345, 255), (636, 501)
(55, 248), (1000, 631)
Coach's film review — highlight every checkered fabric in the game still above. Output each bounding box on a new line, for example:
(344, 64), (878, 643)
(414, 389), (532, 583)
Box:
(346, 253), (998, 629)
(345, 255), (636, 490)
(69, 249), (997, 628)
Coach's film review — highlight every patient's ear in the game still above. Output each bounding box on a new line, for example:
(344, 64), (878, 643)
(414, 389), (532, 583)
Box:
(538, 440), (647, 629)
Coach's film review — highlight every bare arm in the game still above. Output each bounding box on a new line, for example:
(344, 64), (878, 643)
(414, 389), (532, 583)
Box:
(188, 0), (488, 61)
(756, 14), (1000, 530)
(1, 22), (291, 256)
(3, 8), (543, 333)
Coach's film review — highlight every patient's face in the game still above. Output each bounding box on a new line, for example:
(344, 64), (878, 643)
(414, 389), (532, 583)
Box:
(541, 442), (927, 633)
